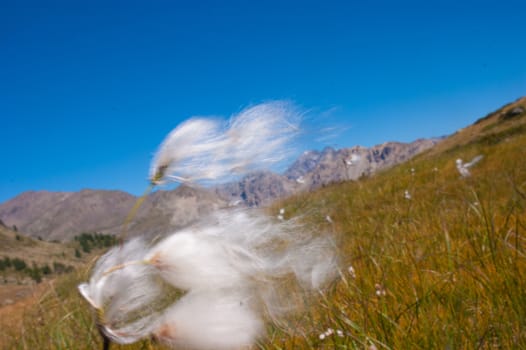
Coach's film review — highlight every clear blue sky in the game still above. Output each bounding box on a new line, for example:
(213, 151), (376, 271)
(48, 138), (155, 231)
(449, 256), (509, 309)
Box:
(1, 0), (525, 203)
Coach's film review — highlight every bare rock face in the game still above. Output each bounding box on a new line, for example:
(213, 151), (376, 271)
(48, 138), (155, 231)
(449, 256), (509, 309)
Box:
(217, 138), (440, 206)
(0, 138), (439, 241)
(216, 171), (296, 207)
(0, 187), (227, 241)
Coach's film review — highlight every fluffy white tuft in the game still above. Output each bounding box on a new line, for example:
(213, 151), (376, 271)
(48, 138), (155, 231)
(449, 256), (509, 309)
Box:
(149, 101), (300, 185)
(78, 101), (339, 349)
(79, 210), (337, 348)
(78, 238), (164, 343)
(154, 290), (263, 350)
(456, 155), (483, 177)
(147, 210), (337, 320)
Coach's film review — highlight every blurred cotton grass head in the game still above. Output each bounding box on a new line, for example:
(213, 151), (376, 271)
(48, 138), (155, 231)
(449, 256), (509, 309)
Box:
(78, 210), (337, 349)
(77, 238), (168, 344)
(153, 290), (263, 350)
(456, 155), (483, 178)
(145, 209), (338, 294)
(149, 101), (301, 186)
(77, 101), (337, 349)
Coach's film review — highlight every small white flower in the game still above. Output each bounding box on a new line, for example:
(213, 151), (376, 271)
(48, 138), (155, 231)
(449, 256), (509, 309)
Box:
(404, 190), (411, 200)
(277, 214), (284, 221)
(319, 333), (326, 340)
(456, 155), (483, 178)
(325, 215), (333, 224)
(279, 208), (285, 215)
(336, 329), (344, 337)
(375, 283), (386, 297)
(345, 154), (360, 166)
(347, 265), (356, 279)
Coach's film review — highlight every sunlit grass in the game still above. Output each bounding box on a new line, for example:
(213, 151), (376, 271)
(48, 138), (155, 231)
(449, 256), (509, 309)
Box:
(268, 130), (526, 349)
(3, 104), (526, 349)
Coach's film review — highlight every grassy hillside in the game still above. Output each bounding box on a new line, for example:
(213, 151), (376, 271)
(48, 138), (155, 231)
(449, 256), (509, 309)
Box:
(0, 226), (115, 286)
(0, 227), (117, 348)
(2, 97), (525, 349)
(0, 225), (80, 291)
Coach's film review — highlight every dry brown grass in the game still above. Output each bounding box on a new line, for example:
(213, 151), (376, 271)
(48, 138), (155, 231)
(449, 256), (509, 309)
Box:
(1, 97), (526, 349)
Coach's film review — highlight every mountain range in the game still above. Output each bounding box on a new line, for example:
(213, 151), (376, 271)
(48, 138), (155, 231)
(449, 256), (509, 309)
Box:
(0, 138), (439, 241)
(2, 95), (525, 349)
(4, 96), (525, 242)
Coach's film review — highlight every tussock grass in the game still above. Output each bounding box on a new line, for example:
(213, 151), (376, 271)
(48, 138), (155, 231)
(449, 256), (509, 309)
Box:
(3, 101), (526, 349)
(268, 128), (526, 349)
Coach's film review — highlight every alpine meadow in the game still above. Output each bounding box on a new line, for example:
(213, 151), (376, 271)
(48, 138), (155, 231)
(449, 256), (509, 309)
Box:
(1, 96), (526, 349)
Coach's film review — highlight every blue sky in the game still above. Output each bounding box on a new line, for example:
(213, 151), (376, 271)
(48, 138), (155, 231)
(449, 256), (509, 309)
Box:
(1, 0), (525, 203)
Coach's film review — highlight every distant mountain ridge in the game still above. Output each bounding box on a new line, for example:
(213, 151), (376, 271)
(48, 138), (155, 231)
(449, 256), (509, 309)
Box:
(0, 186), (226, 241)
(216, 138), (440, 206)
(0, 138), (440, 241)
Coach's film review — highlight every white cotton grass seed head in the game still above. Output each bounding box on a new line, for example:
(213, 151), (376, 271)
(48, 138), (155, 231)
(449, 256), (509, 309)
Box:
(348, 265), (356, 279)
(146, 209), (338, 325)
(149, 101), (301, 186)
(146, 230), (249, 291)
(154, 290), (263, 350)
(148, 209), (338, 292)
(78, 238), (167, 343)
(79, 209), (337, 349)
(456, 155), (483, 178)
(375, 283), (387, 297)
(148, 209), (337, 349)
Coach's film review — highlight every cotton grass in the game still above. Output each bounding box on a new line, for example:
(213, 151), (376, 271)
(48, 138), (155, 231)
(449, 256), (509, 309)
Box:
(79, 102), (336, 349)
(79, 210), (337, 348)
(456, 155), (483, 177)
(150, 101), (301, 185)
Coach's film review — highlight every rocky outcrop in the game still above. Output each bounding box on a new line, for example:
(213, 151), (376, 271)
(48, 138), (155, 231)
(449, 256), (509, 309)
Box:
(217, 138), (440, 205)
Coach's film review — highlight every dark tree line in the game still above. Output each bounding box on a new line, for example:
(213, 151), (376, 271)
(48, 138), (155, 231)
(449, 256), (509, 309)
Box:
(0, 256), (72, 284)
(74, 232), (117, 254)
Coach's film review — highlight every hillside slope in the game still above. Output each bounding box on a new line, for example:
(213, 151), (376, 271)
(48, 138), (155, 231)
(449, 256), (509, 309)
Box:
(2, 96), (525, 349)
(266, 95), (526, 349)
(0, 186), (227, 241)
